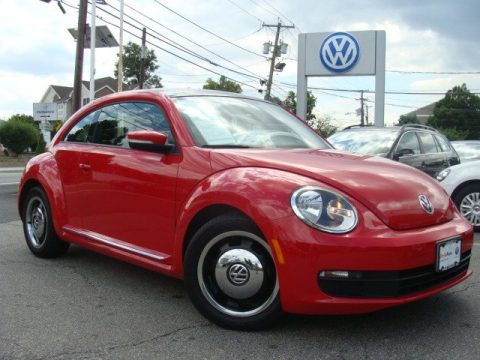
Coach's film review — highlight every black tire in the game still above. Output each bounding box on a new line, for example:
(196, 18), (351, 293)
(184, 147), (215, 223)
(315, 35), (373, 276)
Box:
(184, 215), (282, 330)
(21, 186), (70, 258)
(453, 183), (480, 232)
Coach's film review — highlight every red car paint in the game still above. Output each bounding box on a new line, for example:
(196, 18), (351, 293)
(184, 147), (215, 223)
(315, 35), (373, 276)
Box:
(18, 90), (473, 316)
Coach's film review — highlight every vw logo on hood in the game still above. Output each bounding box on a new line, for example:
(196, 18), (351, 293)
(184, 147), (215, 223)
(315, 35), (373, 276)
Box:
(418, 195), (434, 215)
(320, 32), (360, 73)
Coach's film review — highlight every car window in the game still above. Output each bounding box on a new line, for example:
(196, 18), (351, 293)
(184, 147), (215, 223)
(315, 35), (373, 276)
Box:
(65, 111), (97, 143)
(417, 132), (439, 154)
(174, 96), (329, 149)
(396, 131), (421, 155)
(328, 129), (398, 155)
(64, 102), (172, 148)
(434, 135), (450, 152)
(452, 142), (480, 162)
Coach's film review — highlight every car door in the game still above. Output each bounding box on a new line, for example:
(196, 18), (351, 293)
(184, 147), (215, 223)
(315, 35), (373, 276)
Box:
(435, 134), (460, 167)
(393, 131), (424, 171)
(417, 132), (445, 177)
(54, 110), (99, 229)
(79, 102), (180, 256)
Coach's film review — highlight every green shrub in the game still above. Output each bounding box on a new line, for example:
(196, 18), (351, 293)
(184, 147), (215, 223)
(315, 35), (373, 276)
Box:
(0, 121), (39, 156)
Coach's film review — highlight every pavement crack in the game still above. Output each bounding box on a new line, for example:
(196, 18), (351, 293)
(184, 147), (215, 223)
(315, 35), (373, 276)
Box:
(106, 323), (211, 351)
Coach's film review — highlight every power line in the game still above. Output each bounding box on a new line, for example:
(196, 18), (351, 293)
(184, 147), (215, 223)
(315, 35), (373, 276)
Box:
(96, 3), (265, 82)
(111, 0), (265, 81)
(224, 0), (264, 23)
(260, 0), (299, 31)
(93, 11), (260, 92)
(388, 69), (480, 75)
(150, 0), (267, 59)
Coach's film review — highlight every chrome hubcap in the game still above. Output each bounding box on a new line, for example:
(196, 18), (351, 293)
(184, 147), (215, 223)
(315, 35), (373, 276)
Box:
(460, 192), (480, 227)
(25, 196), (48, 248)
(215, 249), (264, 299)
(198, 231), (278, 318)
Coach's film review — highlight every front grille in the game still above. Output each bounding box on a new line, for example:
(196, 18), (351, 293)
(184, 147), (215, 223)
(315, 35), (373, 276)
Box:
(318, 250), (471, 298)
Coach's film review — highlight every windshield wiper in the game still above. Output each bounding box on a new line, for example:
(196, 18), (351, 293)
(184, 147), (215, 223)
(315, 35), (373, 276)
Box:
(202, 144), (254, 149)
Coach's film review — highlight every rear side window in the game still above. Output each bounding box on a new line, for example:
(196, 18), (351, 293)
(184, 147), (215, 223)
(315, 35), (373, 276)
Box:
(64, 102), (172, 147)
(435, 135), (451, 152)
(417, 132), (439, 154)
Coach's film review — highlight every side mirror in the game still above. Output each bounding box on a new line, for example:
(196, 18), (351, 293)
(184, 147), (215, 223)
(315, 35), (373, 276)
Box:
(393, 148), (415, 160)
(127, 131), (173, 153)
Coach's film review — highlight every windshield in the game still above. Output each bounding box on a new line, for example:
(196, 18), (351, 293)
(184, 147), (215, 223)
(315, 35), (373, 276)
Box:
(173, 96), (330, 149)
(328, 129), (399, 155)
(452, 141), (480, 162)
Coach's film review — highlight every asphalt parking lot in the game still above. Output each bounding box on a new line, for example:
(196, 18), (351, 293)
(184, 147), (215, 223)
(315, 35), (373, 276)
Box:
(0, 215), (479, 359)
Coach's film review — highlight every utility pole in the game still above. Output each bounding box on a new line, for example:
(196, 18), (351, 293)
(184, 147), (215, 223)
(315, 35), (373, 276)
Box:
(360, 90), (365, 126)
(263, 21), (294, 101)
(73, 0), (88, 112)
(139, 27), (146, 89)
(89, 0), (97, 102)
(117, 0), (124, 92)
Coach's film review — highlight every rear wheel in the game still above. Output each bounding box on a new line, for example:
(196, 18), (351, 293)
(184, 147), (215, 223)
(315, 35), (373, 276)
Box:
(453, 184), (480, 232)
(184, 215), (282, 330)
(22, 186), (70, 258)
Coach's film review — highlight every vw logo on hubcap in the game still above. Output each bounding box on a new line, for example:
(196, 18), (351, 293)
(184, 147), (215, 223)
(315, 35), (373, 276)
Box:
(418, 194), (434, 215)
(227, 263), (250, 286)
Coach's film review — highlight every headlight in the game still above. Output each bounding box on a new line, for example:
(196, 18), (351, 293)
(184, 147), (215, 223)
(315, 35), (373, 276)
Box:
(436, 169), (451, 182)
(291, 186), (358, 234)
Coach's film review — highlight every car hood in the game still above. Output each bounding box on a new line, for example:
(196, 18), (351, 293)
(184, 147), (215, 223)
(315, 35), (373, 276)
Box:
(210, 148), (454, 230)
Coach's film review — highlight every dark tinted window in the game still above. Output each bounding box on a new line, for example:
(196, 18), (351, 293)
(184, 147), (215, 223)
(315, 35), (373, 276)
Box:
(418, 132), (439, 153)
(64, 102), (171, 147)
(396, 131), (421, 155)
(65, 112), (97, 143)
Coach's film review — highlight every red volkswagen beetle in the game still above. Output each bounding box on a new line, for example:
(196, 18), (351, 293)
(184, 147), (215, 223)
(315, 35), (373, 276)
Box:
(18, 90), (473, 330)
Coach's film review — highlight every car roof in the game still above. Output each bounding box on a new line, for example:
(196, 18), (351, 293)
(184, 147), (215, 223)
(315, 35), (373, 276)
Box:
(137, 88), (268, 102)
(338, 124), (440, 134)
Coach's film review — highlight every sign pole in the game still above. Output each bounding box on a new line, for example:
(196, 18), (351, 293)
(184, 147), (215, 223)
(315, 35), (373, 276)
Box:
(374, 31), (386, 127)
(297, 33), (308, 120)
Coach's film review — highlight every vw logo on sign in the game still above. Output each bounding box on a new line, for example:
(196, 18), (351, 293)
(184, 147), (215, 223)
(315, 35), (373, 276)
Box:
(418, 195), (434, 215)
(319, 32), (360, 73)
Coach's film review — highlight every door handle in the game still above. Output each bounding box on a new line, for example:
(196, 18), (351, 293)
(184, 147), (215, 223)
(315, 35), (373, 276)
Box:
(79, 163), (91, 171)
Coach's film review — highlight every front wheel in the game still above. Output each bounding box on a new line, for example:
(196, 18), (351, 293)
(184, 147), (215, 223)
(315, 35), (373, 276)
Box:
(184, 215), (282, 330)
(22, 186), (70, 258)
(453, 184), (480, 232)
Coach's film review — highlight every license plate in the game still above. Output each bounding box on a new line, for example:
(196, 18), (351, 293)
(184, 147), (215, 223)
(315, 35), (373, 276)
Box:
(436, 238), (461, 272)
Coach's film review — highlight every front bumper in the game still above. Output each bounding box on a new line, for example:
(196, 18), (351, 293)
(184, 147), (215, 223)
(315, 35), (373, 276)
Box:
(271, 208), (474, 315)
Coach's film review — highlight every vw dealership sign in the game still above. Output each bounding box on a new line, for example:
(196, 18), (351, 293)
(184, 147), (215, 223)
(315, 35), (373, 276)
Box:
(319, 32), (360, 73)
(297, 30), (386, 126)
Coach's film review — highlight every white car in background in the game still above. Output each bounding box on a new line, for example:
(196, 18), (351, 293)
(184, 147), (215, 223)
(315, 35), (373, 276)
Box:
(437, 160), (480, 231)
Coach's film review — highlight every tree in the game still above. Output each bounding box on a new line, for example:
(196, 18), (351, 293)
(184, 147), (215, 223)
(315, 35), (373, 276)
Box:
(0, 118), (39, 156)
(427, 84), (480, 140)
(203, 76), (242, 93)
(308, 115), (338, 138)
(114, 42), (163, 88)
(396, 113), (418, 126)
(282, 91), (317, 121)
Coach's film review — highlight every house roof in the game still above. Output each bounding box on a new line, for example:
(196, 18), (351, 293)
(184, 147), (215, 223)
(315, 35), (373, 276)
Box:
(82, 77), (124, 92)
(51, 85), (73, 101)
(404, 101), (437, 124)
(43, 77), (132, 103)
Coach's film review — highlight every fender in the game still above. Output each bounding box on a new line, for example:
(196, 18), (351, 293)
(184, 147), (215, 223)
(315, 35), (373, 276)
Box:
(19, 152), (67, 237)
(171, 166), (319, 276)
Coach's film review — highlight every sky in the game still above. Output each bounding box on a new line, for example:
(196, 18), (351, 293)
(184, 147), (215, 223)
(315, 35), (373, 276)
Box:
(0, 0), (479, 127)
